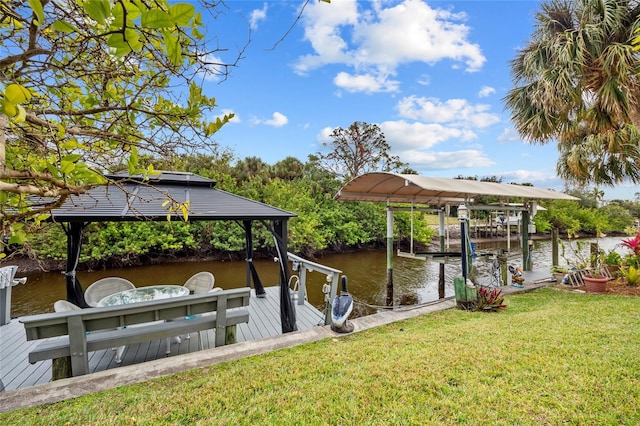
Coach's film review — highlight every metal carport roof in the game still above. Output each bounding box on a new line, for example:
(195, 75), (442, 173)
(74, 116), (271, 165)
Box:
(335, 172), (579, 204)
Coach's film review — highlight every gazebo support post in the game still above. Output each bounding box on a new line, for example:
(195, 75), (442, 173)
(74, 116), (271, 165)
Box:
(438, 207), (446, 299)
(63, 222), (89, 308)
(243, 220), (265, 297)
(271, 219), (297, 333)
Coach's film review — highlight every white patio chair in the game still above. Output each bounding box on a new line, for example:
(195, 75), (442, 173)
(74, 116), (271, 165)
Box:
(84, 278), (134, 363)
(183, 271), (215, 294)
(169, 271), (216, 351)
(84, 277), (135, 307)
(53, 300), (81, 312)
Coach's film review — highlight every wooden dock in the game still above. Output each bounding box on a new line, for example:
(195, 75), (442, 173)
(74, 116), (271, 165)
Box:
(0, 286), (326, 392)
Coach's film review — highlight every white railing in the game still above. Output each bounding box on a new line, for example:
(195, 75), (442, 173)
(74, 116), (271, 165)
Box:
(287, 252), (342, 325)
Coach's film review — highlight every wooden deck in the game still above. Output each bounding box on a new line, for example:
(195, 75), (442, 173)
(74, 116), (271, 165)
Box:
(0, 286), (326, 392)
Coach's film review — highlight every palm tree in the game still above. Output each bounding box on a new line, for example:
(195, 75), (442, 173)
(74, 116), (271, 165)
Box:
(504, 0), (640, 186)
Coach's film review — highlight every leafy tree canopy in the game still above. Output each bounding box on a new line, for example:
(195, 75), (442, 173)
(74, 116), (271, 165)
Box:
(0, 0), (240, 244)
(311, 121), (407, 182)
(504, 0), (640, 187)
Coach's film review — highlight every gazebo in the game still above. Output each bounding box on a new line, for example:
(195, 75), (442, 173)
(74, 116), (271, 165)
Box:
(42, 171), (299, 333)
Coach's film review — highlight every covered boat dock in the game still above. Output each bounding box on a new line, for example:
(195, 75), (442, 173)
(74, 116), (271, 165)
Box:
(335, 172), (578, 304)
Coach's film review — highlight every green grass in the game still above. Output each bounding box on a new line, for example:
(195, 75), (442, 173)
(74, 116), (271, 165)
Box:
(424, 214), (458, 226)
(2, 288), (640, 425)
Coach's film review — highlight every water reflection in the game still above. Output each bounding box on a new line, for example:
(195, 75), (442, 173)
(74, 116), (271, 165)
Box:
(9, 236), (626, 319)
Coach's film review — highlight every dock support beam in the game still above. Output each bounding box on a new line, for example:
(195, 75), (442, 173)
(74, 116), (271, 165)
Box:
(521, 209), (532, 271)
(386, 203), (394, 307)
(438, 208), (445, 299)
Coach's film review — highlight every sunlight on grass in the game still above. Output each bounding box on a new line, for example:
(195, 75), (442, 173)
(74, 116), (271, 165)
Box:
(2, 288), (639, 424)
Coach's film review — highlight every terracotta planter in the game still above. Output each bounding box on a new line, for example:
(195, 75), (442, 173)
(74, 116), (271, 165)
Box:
(583, 275), (608, 293)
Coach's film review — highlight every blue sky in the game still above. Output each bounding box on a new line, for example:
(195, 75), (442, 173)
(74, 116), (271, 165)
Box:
(198, 0), (636, 201)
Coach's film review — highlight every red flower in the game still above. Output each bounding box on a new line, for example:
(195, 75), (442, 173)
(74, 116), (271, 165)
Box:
(621, 233), (640, 256)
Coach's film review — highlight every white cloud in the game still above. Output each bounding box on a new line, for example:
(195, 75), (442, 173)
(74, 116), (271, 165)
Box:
(251, 112), (288, 127)
(396, 96), (500, 128)
(380, 120), (476, 151)
(317, 126), (334, 144)
(478, 85), (495, 98)
(250, 4), (268, 30)
(197, 54), (228, 82)
(417, 74), (430, 86)
(497, 128), (520, 143)
(502, 169), (557, 182)
(334, 71), (400, 94)
(403, 150), (494, 170)
(295, 0), (485, 93)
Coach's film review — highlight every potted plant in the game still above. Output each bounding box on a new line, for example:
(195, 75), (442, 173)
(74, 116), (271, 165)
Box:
(601, 249), (622, 275)
(582, 250), (609, 293)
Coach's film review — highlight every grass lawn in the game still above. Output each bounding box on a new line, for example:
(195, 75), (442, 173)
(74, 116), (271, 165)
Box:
(2, 288), (639, 425)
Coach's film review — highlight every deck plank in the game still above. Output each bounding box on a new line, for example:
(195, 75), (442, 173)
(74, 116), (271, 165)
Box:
(0, 286), (325, 392)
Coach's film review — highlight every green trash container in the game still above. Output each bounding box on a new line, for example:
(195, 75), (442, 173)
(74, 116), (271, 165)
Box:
(453, 276), (477, 310)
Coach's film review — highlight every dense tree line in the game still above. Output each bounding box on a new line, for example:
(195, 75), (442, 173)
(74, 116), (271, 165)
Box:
(21, 153), (431, 268)
(19, 152), (638, 269)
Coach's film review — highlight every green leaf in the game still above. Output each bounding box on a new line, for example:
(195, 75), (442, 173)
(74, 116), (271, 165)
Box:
(5, 84), (31, 103)
(163, 32), (182, 66)
(9, 233), (27, 245)
(82, 0), (111, 26)
(124, 29), (142, 51)
(0, 99), (17, 117)
(60, 160), (76, 174)
(141, 10), (173, 29)
(15, 104), (26, 123)
(107, 33), (133, 57)
(60, 140), (78, 150)
(62, 154), (82, 163)
(51, 20), (78, 33)
(27, 0), (44, 26)
(170, 3), (195, 26)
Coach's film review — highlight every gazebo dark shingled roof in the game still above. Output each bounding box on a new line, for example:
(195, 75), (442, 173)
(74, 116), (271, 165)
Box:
(48, 170), (296, 222)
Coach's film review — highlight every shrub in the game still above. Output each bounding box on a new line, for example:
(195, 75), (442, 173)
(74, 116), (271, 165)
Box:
(475, 287), (506, 311)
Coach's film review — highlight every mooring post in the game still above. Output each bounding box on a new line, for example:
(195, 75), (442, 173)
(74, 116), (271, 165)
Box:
(458, 203), (468, 284)
(386, 203), (394, 307)
(438, 207), (446, 299)
(551, 228), (559, 266)
(521, 208), (531, 271)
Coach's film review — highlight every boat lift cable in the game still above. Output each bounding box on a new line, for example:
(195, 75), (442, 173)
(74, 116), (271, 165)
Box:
(352, 295), (455, 312)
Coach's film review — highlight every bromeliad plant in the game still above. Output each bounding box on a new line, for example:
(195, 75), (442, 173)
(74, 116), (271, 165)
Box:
(620, 233), (640, 269)
(620, 265), (640, 287)
(475, 287), (507, 312)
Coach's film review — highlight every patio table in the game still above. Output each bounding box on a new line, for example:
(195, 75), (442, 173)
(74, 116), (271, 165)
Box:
(97, 285), (189, 361)
(97, 285), (189, 307)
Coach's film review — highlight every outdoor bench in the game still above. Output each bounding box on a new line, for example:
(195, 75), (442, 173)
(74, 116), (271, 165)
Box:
(19, 287), (250, 379)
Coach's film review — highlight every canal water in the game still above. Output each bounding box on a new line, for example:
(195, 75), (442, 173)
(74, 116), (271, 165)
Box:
(8, 236), (626, 319)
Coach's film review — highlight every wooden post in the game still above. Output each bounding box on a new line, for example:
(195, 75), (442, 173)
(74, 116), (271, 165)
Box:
(551, 228), (559, 266)
(521, 209), (531, 270)
(590, 242), (598, 268)
(385, 204), (394, 307)
(225, 325), (237, 345)
(438, 207), (445, 299)
(52, 357), (72, 380)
